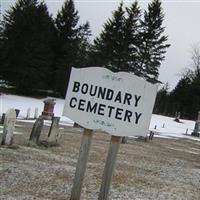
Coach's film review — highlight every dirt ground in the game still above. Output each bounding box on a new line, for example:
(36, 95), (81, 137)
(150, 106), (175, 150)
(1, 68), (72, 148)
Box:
(0, 120), (200, 200)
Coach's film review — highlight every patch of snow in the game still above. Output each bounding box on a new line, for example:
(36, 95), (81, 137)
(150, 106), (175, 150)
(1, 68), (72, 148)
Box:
(0, 94), (200, 142)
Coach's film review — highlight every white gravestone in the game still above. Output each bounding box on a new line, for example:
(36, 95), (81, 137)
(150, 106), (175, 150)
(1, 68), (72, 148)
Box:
(63, 67), (157, 137)
(48, 117), (60, 143)
(26, 108), (31, 119)
(1, 109), (16, 145)
(34, 108), (39, 119)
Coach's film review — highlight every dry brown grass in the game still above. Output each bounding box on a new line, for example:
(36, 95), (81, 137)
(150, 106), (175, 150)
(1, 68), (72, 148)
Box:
(0, 121), (200, 199)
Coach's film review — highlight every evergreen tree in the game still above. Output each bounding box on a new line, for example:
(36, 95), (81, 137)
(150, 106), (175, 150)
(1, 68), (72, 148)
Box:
(1, 0), (56, 94)
(123, 1), (141, 74)
(75, 21), (91, 67)
(54, 0), (79, 96)
(90, 3), (126, 71)
(138, 0), (170, 83)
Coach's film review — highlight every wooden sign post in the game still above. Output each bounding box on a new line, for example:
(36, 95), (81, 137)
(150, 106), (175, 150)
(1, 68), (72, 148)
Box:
(98, 135), (121, 200)
(63, 67), (158, 199)
(70, 128), (93, 200)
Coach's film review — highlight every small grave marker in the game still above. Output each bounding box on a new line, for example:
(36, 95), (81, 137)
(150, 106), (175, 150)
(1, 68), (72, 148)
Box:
(29, 117), (44, 144)
(192, 111), (200, 137)
(1, 109), (16, 145)
(34, 108), (39, 119)
(48, 117), (60, 143)
(26, 108), (31, 119)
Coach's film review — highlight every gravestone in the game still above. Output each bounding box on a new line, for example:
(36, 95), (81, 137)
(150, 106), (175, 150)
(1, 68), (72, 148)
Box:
(34, 108), (39, 119)
(48, 117), (60, 143)
(26, 108), (31, 119)
(29, 117), (44, 144)
(174, 112), (181, 122)
(192, 111), (200, 137)
(1, 109), (16, 145)
(0, 113), (5, 125)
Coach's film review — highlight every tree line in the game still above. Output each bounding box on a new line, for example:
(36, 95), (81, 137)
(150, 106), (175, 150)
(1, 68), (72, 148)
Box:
(0, 0), (169, 97)
(154, 44), (200, 120)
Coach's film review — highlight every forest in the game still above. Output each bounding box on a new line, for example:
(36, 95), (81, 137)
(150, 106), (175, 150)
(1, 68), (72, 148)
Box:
(0, 0), (200, 120)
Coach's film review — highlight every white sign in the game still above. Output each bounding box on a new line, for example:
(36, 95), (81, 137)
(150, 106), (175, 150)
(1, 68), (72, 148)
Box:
(63, 67), (157, 137)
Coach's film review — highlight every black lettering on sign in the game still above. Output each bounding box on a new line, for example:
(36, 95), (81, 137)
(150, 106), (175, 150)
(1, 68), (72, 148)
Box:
(124, 110), (132, 122)
(86, 101), (98, 114)
(81, 83), (88, 94)
(115, 108), (123, 120)
(98, 104), (106, 116)
(90, 85), (97, 96)
(69, 97), (77, 108)
(78, 99), (86, 111)
(97, 87), (106, 99)
(72, 81), (80, 93)
(106, 89), (114, 100)
(107, 106), (115, 117)
(114, 91), (122, 103)
(135, 112), (142, 124)
(123, 93), (132, 105)
(134, 95), (141, 107)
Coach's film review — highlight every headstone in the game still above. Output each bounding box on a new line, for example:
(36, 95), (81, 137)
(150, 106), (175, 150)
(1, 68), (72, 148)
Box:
(121, 136), (128, 144)
(174, 112), (181, 122)
(26, 108), (31, 120)
(42, 99), (55, 118)
(29, 117), (44, 144)
(15, 109), (20, 118)
(192, 111), (200, 137)
(1, 109), (16, 145)
(0, 113), (6, 124)
(149, 131), (154, 140)
(48, 117), (60, 143)
(34, 108), (39, 119)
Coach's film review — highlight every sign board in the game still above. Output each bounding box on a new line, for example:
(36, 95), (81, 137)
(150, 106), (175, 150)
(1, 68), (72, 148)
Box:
(63, 67), (157, 137)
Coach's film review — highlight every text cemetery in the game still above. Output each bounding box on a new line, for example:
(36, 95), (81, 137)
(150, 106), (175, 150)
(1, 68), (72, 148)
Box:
(69, 81), (142, 124)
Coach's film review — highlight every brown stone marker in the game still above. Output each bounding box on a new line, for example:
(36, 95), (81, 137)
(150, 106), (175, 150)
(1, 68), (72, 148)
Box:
(42, 99), (56, 118)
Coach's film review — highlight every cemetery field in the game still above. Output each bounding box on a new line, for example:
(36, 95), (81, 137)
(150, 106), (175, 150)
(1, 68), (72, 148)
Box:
(0, 121), (200, 200)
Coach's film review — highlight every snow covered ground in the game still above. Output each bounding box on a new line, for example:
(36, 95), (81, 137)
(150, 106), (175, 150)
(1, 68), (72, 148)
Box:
(0, 94), (199, 141)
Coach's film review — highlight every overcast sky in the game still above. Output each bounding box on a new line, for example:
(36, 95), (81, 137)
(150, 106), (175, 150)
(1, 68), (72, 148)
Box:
(2, 0), (200, 90)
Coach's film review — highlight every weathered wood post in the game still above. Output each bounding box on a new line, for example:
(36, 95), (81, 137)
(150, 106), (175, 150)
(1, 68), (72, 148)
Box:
(29, 117), (44, 144)
(48, 116), (60, 143)
(1, 109), (16, 145)
(98, 135), (121, 200)
(70, 129), (93, 200)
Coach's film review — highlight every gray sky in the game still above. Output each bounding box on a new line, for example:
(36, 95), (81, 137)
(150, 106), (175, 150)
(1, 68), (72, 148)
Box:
(2, 0), (200, 90)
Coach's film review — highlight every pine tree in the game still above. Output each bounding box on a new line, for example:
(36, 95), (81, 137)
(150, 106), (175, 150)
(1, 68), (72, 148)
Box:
(2, 0), (56, 94)
(123, 1), (141, 74)
(90, 3), (126, 72)
(75, 21), (92, 67)
(139, 0), (170, 83)
(54, 0), (81, 96)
